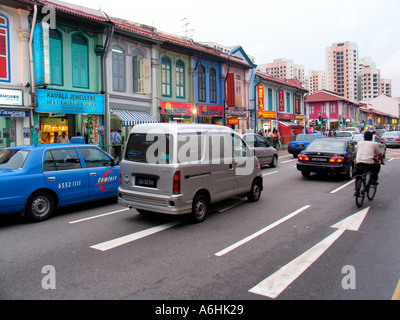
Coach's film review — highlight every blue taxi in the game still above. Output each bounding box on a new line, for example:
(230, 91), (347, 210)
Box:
(288, 133), (324, 158)
(0, 144), (120, 222)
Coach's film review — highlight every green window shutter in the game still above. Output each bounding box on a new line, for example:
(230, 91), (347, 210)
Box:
(72, 35), (89, 88)
(50, 38), (62, 85)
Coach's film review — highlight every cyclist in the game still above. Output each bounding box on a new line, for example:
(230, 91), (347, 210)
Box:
(354, 131), (384, 192)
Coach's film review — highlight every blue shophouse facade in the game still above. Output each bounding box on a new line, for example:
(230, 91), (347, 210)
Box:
(194, 55), (225, 125)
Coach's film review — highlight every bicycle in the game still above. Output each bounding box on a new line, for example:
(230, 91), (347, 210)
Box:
(354, 169), (377, 208)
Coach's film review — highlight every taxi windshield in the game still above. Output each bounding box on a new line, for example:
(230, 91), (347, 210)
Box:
(0, 149), (30, 169)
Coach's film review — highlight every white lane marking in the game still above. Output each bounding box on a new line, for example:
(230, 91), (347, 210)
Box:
(215, 205), (311, 257)
(249, 207), (370, 299)
(329, 179), (355, 194)
(69, 208), (130, 224)
(281, 159), (297, 164)
(90, 220), (182, 251)
(388, 158), (394, 162)
(262, 171), (279, 176)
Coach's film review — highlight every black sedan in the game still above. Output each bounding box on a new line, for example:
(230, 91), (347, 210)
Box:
(296, 138), (357, 179)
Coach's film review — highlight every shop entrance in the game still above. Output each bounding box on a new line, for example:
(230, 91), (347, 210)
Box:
(39, 115), (73, 144)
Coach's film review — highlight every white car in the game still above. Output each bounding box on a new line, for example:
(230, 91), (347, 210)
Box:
(335, 131), (355, 139)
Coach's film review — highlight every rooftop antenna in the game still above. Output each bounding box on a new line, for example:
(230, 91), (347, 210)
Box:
(179, 18), (195, 38)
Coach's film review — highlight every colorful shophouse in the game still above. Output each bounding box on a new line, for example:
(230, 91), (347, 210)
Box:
(254, 72), (308, 143)
(31, 0), (108, 147)
(0, 0), (32, 149)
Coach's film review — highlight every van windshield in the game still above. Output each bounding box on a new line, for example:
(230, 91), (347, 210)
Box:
(125, 133), (171, 164)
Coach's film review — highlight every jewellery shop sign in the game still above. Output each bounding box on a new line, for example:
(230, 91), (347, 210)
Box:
(35, 89), (104, 115)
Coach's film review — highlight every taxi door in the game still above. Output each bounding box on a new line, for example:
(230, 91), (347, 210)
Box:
(43, 148), (89, 205)
(78, 147), (119, 199)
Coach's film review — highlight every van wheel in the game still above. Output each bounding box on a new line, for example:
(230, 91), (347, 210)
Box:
(247, 179), (262, 202)
(191, 194), (208, 223)
(25, 191), (55, 222)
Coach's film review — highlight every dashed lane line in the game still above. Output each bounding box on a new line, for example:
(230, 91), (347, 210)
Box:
(69, 208), (130, 224)
(90, 220), (183, 252)
(215, 205), (311, 257)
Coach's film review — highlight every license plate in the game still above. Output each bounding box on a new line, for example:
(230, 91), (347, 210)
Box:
(135, 176), (157, 188)
(297, 143), (304, 148)
(311, 157), (327, 162)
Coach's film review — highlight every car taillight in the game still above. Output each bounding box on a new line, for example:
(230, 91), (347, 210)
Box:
(329, 156), (344, 163)
(173, 171), (180, 194)
(298, 154), (309, 161)
(395, 138), (400, 141)
(381, 137), (386, 141)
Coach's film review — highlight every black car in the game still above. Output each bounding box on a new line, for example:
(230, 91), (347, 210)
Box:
(296, 138), (357, 179)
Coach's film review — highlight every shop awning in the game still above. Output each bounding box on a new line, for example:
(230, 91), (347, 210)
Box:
(111, 109), (158, 126)
(279, 121), (303, 129)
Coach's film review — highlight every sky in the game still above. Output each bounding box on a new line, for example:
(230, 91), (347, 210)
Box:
(64, 0), (400, 97)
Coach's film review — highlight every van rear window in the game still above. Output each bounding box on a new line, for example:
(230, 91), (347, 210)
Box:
(125, 133), (171, 164)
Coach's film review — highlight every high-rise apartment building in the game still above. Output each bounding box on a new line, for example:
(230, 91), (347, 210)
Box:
(257, 59), (305, 84)
(305, 70), (326, 95)
(359, 57), (380, 100)
(379, 78), (392, 97)
(325, 42), (359, 100)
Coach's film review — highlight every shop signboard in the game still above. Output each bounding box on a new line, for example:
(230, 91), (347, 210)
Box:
(257, 110), (276, 118)
(198, 105), (224, 117)
(33, 22), (51, 85)
(160, 101), (192, 115)
(226, 73), (235, 107)
(36, 89), (104, 114)
(0, 110), (28, 117)
(278, 89), (285, 112)
(258, 85), (264, 110)
(0, 89), (23, 106)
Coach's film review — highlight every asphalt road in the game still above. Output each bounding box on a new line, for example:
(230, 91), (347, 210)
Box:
(1, 148), (400, 303)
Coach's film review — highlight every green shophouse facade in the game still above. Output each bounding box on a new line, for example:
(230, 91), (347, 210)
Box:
(31, 1), (107, 147)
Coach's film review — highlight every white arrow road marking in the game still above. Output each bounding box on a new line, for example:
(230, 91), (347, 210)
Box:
(249, 207), (370, 299)
(215, 205), (311, 257)
(90, 220), (182, 252)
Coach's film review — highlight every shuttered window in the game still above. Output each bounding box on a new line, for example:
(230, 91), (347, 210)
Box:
(161, 56), (171, 97)
(49, 29), (63, 85)
(209, 68), (217, 103)
(112, 45), (125, 92)
(71, 34), (88, 88)
(198, 65), (206, 102)
(176, 59), (185, 99)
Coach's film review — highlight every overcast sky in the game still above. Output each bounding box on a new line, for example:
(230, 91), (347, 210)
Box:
(64, 0), (400, 97)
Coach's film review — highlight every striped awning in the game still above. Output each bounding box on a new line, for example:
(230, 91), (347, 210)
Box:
(111, 109), (158, 126)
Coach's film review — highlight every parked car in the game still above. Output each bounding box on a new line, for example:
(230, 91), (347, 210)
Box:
(242, 133), (278, 167)
(335, 131), (355, 139)
(296, 138), (357, 179)
(380, 131), (400, 148)
(352, 133), (386, 157)
(118, 123), (263, 223)
(288, 133), (324, 158)
(0, 144), (120, 222)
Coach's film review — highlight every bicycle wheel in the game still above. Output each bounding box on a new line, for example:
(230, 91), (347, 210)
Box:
(367, 183), (377, 200)
(355, 178), (365, 208)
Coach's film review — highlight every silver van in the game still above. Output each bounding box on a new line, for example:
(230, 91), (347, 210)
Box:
(118, 123), (263, 222)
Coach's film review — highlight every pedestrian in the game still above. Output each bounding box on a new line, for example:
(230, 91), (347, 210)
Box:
(112, 129), (123, 159)
(58, 131), (70, 143)
(53, 132), (59, 143)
